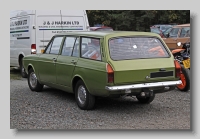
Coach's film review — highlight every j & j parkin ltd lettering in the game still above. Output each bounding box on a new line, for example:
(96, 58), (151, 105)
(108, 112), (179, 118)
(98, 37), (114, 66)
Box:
(43, 21), (79, 25)
(10, 20), (28, 27)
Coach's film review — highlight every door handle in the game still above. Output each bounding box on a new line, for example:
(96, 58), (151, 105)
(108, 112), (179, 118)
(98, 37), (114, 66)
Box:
(71, 60), (77, 64)
(52, 58), (57, 62)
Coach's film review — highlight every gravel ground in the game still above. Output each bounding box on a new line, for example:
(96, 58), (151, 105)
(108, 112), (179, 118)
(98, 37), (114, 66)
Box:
(10, 69), (190, 130)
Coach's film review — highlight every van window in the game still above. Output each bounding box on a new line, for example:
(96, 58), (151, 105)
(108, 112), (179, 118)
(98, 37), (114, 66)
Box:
(49, 37), (64, 54)
(108, 37), (169, 60)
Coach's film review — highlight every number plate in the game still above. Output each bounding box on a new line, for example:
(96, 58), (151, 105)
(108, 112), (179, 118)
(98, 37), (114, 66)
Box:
(182, 59), (190, 69)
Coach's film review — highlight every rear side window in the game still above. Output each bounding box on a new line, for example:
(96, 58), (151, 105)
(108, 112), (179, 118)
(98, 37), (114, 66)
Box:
(108, 37), (169, 60)
(81, 37), (102, 61)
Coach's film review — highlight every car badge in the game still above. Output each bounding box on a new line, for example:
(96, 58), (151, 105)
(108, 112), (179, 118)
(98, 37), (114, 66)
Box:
(145, 76), (150, 79)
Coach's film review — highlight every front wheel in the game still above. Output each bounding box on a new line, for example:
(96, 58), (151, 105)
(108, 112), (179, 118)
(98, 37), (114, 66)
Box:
(75, 80), (95, 110)
(28, 68), (43, 92)
(176, 65), (190, 91)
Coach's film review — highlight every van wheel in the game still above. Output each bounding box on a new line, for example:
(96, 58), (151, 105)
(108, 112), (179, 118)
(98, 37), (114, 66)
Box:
(28, 68), (43, 92)
(136, 93), (155, 104)
(75, 80), (95, 110)
(20, 58), (27, 78)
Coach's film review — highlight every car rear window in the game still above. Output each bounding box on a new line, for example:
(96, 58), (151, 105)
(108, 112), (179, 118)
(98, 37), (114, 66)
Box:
(108, 37), (169, 60)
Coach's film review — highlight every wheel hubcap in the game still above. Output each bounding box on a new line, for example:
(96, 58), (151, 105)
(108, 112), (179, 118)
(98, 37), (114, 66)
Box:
(30, 72), (37, 88)
(77, 85), (87, 105)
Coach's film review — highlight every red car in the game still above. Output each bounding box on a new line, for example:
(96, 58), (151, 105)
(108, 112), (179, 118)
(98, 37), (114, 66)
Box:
(90, 26), (113, 31)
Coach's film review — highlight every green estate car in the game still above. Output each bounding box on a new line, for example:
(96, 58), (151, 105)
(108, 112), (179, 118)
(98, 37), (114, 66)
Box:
(23, 31), (182, 110)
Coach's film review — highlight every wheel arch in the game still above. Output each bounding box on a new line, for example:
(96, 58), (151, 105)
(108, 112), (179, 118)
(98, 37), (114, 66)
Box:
(27, 64), (36, 74)
(71, 75), (91, 93)
(18, 53), (25, 66)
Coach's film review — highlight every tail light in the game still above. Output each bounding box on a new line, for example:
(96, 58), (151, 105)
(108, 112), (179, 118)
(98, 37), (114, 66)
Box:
(106, 63), (114, 83)
(31, 44), (36, 54)
(174, 60), (181, 78)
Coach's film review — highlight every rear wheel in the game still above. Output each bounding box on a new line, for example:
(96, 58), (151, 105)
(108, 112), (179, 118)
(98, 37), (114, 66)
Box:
(28, 68), (43, 92)
(176, 65), (190, 91)
(136, 93), (155, 104)
(20, 58), (27, 78)
(75, 80), (95, 110)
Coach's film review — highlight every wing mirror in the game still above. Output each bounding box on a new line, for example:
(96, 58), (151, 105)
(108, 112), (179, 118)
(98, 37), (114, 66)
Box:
(177, 42), (182, 46)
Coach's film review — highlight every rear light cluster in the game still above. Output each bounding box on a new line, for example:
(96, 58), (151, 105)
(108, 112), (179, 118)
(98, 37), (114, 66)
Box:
(31, 44), (37, 54)
(174, 60), (181, 78)
(106, 63), (114, 83)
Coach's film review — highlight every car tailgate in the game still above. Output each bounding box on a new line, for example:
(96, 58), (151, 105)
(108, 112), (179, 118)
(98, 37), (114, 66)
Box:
(110, 58), (175, 85)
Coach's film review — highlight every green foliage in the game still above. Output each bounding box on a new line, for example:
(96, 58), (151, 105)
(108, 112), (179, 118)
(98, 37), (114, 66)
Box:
(86, 10), (190, 31)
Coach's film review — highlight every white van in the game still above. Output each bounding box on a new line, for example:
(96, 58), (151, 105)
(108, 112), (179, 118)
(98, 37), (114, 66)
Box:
(10, 10), (90, 77)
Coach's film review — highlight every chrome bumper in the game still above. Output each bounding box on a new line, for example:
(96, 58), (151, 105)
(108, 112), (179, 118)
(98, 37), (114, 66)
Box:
(105, 80), (182, 91)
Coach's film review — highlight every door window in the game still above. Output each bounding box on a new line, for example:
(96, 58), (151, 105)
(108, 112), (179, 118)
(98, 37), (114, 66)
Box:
(49, 37), (64, 54)
(72, 37), (80, 57)
(61, 37), (77, 56)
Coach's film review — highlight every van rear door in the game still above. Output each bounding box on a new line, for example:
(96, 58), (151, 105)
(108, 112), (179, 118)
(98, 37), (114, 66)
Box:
(36, 10), (89, 54)
(36, 10), (63, 53)
(60, 10), (89, 31)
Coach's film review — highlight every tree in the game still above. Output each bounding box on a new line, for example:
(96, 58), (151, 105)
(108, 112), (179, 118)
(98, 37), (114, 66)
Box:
(86, 10), (190, 31)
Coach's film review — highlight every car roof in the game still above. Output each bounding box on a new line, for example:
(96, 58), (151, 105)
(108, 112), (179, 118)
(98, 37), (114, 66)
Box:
(55, 31), (161, 38)
(90, 26), (112, 29)
(174, 23), (190, 27)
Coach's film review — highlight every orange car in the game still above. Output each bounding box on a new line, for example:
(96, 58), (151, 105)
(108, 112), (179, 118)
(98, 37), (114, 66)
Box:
(162, 24), (190, 50)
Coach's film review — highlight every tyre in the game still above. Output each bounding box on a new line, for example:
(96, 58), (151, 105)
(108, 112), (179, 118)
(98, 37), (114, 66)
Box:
(19, 58), (27, 78)
(75, 80), (95, 110)
(28, 68), (43, 92)
(176, 65), (190, 91)
(136, 93), (155, 104)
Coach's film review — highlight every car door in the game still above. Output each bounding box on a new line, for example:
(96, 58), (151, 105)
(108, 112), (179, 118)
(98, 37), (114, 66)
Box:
(163, 27), (180, 50)
(38, 36), (64, 84)
(56, 36), (80, 87)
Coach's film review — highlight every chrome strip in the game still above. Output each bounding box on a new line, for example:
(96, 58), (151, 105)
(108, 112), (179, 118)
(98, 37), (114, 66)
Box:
(105, 80), (182, 91)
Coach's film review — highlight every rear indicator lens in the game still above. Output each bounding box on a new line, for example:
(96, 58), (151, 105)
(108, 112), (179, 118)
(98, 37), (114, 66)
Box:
(31, 44), (36, 54)
(174, 60), (181, 78)
(106, 63), (114, 83)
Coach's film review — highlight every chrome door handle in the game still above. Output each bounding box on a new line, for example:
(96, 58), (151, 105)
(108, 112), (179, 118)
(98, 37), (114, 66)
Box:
(71, 60), (77, 64)
(52, 58), (57, 62)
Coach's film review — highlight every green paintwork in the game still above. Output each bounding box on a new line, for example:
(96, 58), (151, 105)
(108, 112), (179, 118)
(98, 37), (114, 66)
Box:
(23, 31), (179, 97)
